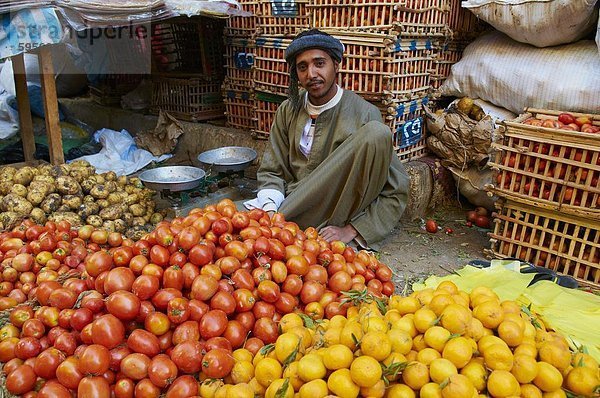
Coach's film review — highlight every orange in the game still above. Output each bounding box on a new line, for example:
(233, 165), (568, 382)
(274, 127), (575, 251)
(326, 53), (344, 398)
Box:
(441, 374), (475, 398)
(511, 354), (538, 384)
(442, 337), (473, 369)
(487, 370), (520, 397)
(497, 320), (524, 347)
(473, 300), (504, 329)
(327, 368), (360, 398)
(402, 361), (430, 390)
(565, 366), (599, 396)
(441, 304), (473, 335)
(533, 362), (563, 392)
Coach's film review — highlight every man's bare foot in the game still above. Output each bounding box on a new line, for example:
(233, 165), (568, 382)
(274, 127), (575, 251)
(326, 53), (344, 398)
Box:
(319, 224), (358, 243)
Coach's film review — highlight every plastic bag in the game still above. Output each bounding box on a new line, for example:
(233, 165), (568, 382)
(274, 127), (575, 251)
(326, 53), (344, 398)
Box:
(441, 32), (600, 114)
(462, 0), (599, 47)
(71, 128), (172, 176)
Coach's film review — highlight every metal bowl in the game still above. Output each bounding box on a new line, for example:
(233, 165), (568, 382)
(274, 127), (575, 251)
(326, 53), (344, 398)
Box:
(138, 166), (206, 192)
(197, 146), (258, 173)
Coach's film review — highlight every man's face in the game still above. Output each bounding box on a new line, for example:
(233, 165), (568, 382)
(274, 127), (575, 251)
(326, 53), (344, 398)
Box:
(295, 48), (339, 106)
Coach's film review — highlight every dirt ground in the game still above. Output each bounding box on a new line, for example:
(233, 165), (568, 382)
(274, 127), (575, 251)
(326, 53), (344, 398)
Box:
(378, 202), (491, 293)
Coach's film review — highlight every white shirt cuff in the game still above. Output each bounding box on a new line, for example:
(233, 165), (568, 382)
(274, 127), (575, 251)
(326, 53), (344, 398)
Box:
(243, 189), (285, 212)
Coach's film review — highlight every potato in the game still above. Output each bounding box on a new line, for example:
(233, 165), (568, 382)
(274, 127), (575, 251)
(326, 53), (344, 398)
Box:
(117, 175), (128, 186)
(62, 195), (83, 210)
(37, 165), (52, 175)
(97, 199), (109, 209)
(102, 220), (116, 232)
(12, 168), (34, 186)
(69, 167), (93, 183)
(132, 216), (146, 226)
(105, 181), (118, 193)
(70, 160), (91, 168)
(99, 204), (125, 220)
(150, 213), (164, 224)
(124, 185), (135, 194)
(27, 188), (48, 206)
(129, 204), (146, 217)
(107, 192), (127, 205)
(104, 171), (117, 181)
(2, 194), (33, 215)
(48, 212), (82, 227)
(10, 184), (28, 198)
(122, 212), (134, 225)
(56, 176), (81, 195)
(29, 180), (52, 194)
(40, 193), (62, 214)
(56, 204), (70, 212)
(50, 164), (69, 177)
(29, 208), (46, 224)
(33, 175), (56, 189)
(126, 225), (149, 240)
(143, 200), (156, 212)
(95, 175), (106, 185)
(90, 185), (109, 199)
(80, 179), (95, 194)
(124, 194), (140, 206)
(78, 202), (100, 218)
(130, 177), (143, 188)
(0, 181), (12, 195)
(0, 211), (22, 230)
(0, 166), (17, 180)
(114, 219), (127, 233)
(83, 195), (95, 204)
(87, 215), (103, 228)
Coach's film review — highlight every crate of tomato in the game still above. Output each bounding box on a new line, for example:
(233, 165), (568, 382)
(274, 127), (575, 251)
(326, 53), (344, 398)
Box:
(489, 108), (600, 219)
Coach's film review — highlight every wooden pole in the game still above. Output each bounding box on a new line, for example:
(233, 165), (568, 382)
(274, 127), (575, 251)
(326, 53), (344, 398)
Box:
(37, 45), (64, 165)
(12, 53), (36, 161)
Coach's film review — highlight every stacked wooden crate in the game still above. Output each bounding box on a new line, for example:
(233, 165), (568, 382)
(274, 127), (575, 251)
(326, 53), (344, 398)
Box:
(251, 0), (310, 138)
(307, 0), (450, 162)
(487, 109), (600, 288)
(431, 0), (488, 90)
(223, 0), (259, 131)
(150, 17), (226, 122)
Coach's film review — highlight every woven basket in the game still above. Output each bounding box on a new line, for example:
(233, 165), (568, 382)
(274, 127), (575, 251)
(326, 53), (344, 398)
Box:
(151, 75), (225, 122)
(309, 0), (451, 37)
(488, 198), (600, 288)
(489, 108), (600, 219)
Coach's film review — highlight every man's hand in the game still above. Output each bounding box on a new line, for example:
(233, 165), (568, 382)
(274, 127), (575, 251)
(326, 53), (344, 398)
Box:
(319, 224), (358, 244)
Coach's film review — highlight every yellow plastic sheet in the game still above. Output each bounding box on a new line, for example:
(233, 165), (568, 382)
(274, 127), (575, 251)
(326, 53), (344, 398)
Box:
(413, 262), (600, 362)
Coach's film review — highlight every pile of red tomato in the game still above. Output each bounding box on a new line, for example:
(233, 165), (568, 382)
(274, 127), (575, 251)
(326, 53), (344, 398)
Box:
(0, 199), (395, 397)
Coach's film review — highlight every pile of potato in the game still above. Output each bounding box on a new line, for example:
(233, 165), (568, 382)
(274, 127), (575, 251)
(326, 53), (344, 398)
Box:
(0, 161), (163, 238)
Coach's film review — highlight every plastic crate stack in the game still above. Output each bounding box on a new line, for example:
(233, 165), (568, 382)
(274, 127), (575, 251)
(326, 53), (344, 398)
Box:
(150, 16), (225, 122)
(306, 0), (452, 162)
(487, 108), (600, 288)
(223, 0), (259, 132)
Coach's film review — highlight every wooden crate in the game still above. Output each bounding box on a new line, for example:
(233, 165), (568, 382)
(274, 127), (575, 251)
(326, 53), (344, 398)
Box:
(223, 87), (257, 131)
(337, 33), (437, 102)
(309, 0), (450, 38)
(447, 0), (488, 40)
(256, 0), (310, 37)
(253, 37), (291, 96)
(489, 199), (600, 288)
(489, 108), (600, 219)
(151, 16), (225, 77)
(252, 91), (286, 139)
(89, 74), (144, 106)
(224, 36), (255, 91)
(225, 0), (259, 37)
(430, 40), (467, 89)
(380, 96), (429, 162)
(253, 34), (437, 101)
(151, 75), (225, 122)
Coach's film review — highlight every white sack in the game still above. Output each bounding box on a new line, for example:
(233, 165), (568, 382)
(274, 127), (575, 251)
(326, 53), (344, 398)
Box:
(597, 8), (600, 55)
(440, 32), (600, 114)
(462, 0), (599, 48)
